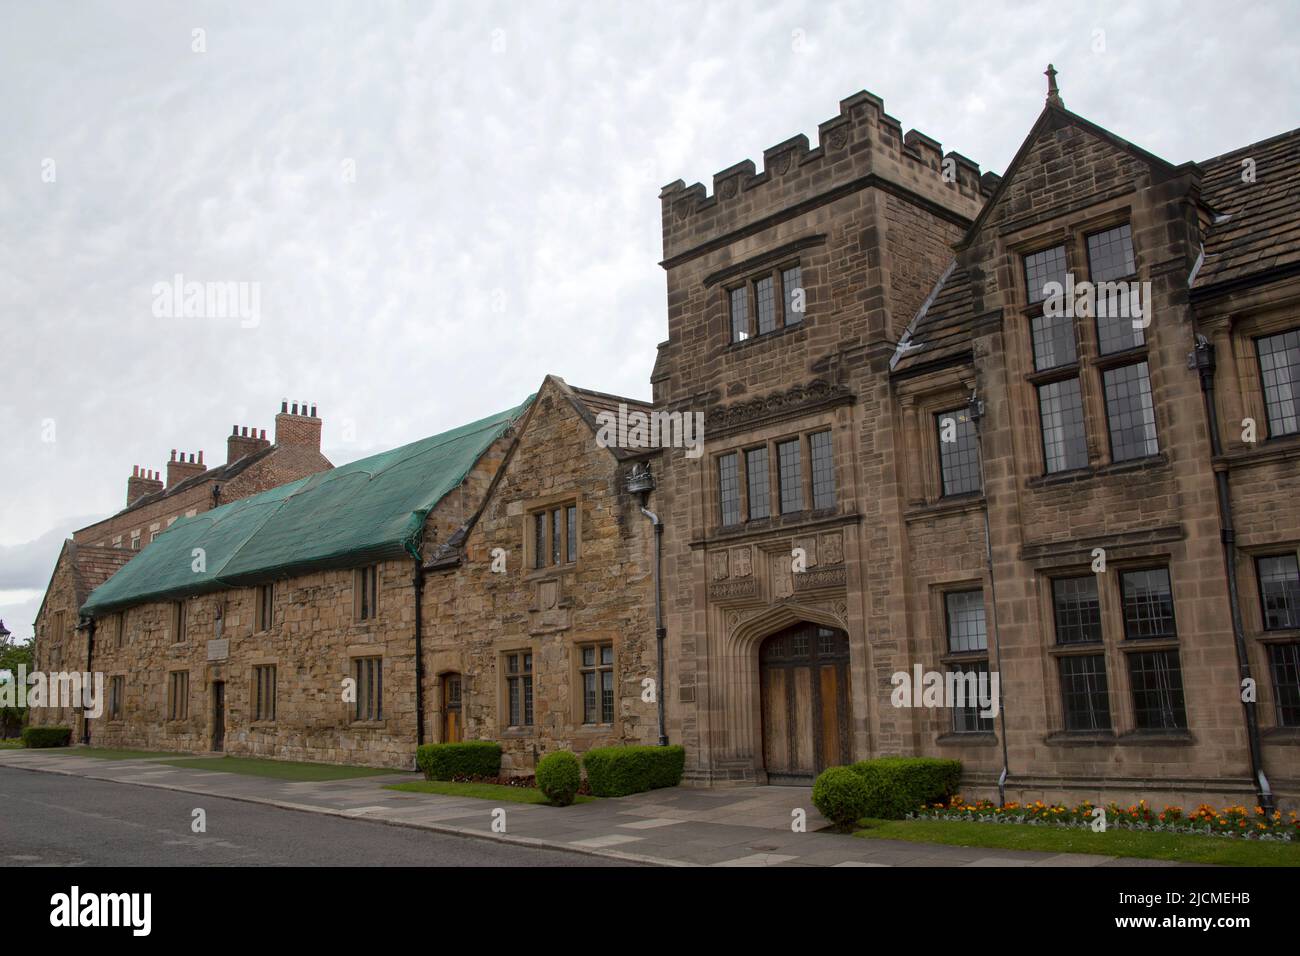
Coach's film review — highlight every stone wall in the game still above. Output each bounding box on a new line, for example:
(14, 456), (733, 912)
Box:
(654, 90), (981, 784)
(422, 378), (659, 775)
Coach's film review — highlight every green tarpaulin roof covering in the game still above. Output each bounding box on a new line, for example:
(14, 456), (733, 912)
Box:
(81, 398), (532, 616)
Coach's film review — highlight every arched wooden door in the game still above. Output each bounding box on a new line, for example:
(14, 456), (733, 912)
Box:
(442, 673), (463, 743)
(759, 624), (851, 784)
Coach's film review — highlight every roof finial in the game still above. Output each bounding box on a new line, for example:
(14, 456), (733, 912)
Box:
(1045, 63), (1063, 108)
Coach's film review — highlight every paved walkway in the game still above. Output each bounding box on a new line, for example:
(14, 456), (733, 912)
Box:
(0, 749), (1182, 867)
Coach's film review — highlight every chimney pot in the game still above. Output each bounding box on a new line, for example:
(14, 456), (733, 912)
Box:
(260, 429), (266, 439)
(232, 425), (239, 435)
(310, 404), (317, 417)
(281, 400), (288, 413)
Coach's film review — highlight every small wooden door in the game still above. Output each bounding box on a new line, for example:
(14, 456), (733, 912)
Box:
(442, 674), (462, 743)
(211, 681), (225, 752)
(760, 624), (850, 784)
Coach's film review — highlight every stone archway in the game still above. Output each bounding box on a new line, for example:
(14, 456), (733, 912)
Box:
(758, 623), (851, 784)
(714, 602), (853, 782)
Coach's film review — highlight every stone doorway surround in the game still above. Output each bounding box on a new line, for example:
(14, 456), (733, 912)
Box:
(698, 600), (863, 785)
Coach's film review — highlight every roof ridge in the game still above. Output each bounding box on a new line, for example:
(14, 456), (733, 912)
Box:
(567, 383), (654, 406)
(1198, 126), (1300, 169)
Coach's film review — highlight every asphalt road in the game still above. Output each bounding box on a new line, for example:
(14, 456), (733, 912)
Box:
(0, 767), (633, 867)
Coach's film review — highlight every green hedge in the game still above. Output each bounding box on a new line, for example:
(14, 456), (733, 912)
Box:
(812, 766), (871, 828)
(22, 726), (71, 749)
(581, 745), (685, 797)
(849, 757), (962, 820)
(535, 750), (581, 806)
(415, 741), (501, 781)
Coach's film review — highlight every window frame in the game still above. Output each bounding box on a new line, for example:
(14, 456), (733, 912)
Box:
(167, 669), (189, 721)
(717, 451), (742, 527)
(1266, 642), (1300, 728)
(1119, 567), (1178, 642)
(353, 656), (383, 723)
(1058, 653), (1113, 732)
(1256, 552), (1300, 632)
(1017, 219), (1161, 477)
(108, 674), (125, 720)
(744, 446), (770, 521)
(1043, 562), (1188, 736)
(726, 260), (806, 344)
(252, 664), (277, 722)
(504, 650), (535, 729)
(934, 407), (981, 498)
(355, 565), (379, 621)
(172, 600), (188, 644)
(1101, 360), (1159, 463)
(1035, 375), (1090, 475)
(809, 429), (836, 509)
(256, 583), (274, 633)
(776, 438), (803, 515)
(1254, 327), (1300, 439)
(578, 641), (615, 726)
(714, 428), (837, 531)
(528, 500), (580, 570)
(939, 587), (992, 735)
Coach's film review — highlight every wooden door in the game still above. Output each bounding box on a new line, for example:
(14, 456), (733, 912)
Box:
(760, 624), (850, 783)
(212, 681), (225, 752)
(442, 674), (462, 743)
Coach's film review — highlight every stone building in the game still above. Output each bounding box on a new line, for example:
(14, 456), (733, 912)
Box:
(37, 383), (666, 772)
(31, 401), (334, 738)
(653, 73), (1300, 808)
(39, 71), (1300, 809)
(653, 89), (992, 786)
(73, 400), (333, 552)
(43, 401), (527, 765)
(421, 376), (661, 774)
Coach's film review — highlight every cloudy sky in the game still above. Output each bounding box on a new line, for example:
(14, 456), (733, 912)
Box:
(1, 0), (1297, 639)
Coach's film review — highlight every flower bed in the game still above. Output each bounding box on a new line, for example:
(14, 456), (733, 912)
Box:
(911, 797), (1299, 841)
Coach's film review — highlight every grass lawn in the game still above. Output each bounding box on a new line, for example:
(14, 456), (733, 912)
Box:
(158, 755), (409, 782)
(0, 740), (25, 749)
(386, 779), (595, 806)
(854, 818), (1300, 867)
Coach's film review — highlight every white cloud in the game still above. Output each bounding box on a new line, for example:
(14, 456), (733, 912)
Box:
(1, 0), (1297, 562)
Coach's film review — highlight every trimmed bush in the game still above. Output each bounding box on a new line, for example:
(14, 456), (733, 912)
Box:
(812, 766), (871, 829)
(849, 757), (962, 820)
(582, 745), (685, 798)
(535, 750), (581, 806)
(416, 741), (501, 781)
(21, 726), (71, 749)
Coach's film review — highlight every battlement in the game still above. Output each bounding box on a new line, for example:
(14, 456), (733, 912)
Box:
(659, 89), (999, 263)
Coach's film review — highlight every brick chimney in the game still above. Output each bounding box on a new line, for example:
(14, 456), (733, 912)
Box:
(227, 424), (271, 465)
(127, 466), (164, 505)
(166, 449), (207, 489)
(274, 400), (322, 450)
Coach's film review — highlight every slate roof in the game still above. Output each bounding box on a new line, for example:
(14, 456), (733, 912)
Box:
(891, 124), (1300, 375)
(1194, 127), (1300, 290)
(890, 261), (976, 375)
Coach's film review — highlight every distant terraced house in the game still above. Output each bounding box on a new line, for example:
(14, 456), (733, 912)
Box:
(33, 69), (1300, 810)
(32, 401), (334, 732)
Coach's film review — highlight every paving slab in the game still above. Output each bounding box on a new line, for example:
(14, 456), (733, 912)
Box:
(0, 749), (1193, 869)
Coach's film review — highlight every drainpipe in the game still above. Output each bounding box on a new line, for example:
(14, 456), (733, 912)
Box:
(626, 462), (668, 746)
(83, 617), (96, 746)
(968, 391), (1010, 806)
(413, 561), (426, 749)
(1192, 336), (1273, 812)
